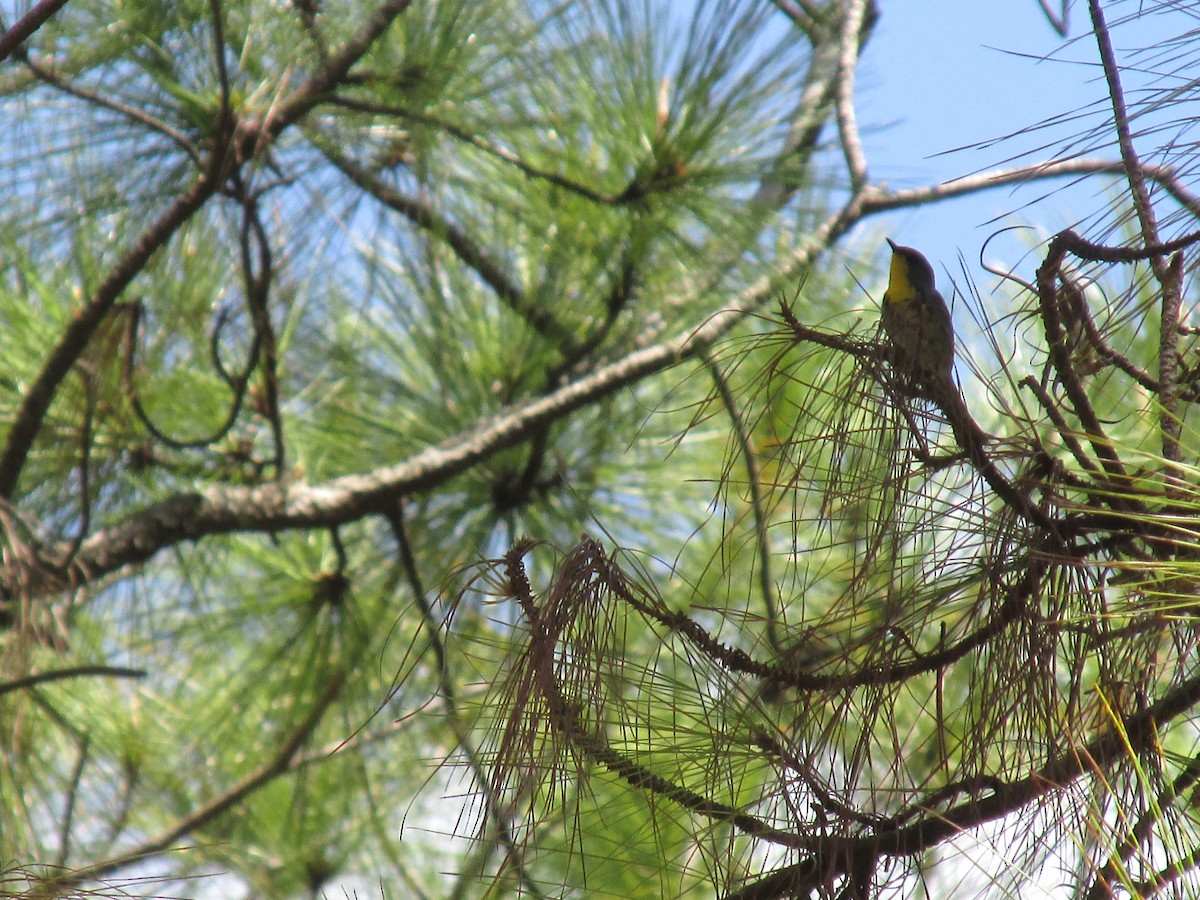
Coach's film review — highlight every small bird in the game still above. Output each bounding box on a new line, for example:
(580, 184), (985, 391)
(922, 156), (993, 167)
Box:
(880, 238), (955, 400)
(877, 241), (1051, 529)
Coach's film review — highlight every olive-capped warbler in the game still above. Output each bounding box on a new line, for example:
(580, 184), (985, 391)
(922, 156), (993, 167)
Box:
(880, 238), (954, 399)
(877, 241), (1055, 530)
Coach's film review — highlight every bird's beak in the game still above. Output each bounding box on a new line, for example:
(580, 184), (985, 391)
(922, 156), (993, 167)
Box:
(886, 238), (897, 251)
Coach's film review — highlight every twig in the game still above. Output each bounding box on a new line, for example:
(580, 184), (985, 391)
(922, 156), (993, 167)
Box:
(122, 300), (258, 449)
(55, 734), (90, 867)
(325, 95), (618, 205)
(15, 49), (203, 165)
(834, 0), (869, 189)
(0, 167), (225, 499)
(767, 0), (821, 34)
(541, 236), (639, 385)
(1089, 0), (1161, 255)
(752, 0), (872, 210)
(861, 158), (1200, 220)
(704, 355), (781, 651)
(1018, 375), (1102, 478)
(48, 670), (345, 890)
(60, 365), (97, 570)
(0, 666), (146, 696)
(318, 142), (577, 348)
(1036, 234), (1133, 492)
(385, 505), (546, 899)
(1067, 278), (1158, 391)
(1090, 0), (1183, 473)
(1037, 0), (1069, 36)
(0, 0), (70, 63)
(1159, 252), (1185, 472)
(935, 384), (1056, 532)
(236, 184), (286, 475)
(728, 666), (1200, 899)
(207, 0), (232, 125)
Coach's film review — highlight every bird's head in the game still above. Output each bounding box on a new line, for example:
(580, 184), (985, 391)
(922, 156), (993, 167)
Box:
(885, 238), (937, 303)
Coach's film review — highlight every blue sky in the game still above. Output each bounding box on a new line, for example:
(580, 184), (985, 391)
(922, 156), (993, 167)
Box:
(851, 2), (1174, 281)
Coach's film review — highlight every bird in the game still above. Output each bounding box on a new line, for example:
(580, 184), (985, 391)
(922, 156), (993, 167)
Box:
(880, 238), (955, 400)
(876, 241), (1054, 531)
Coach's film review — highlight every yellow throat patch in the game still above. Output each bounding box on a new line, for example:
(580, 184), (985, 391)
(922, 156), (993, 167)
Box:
(886, 252), (919, 305)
